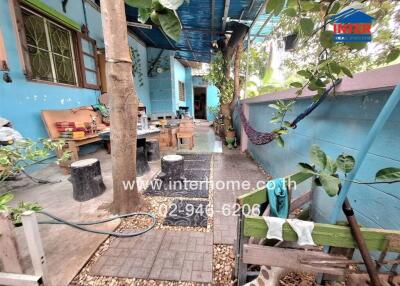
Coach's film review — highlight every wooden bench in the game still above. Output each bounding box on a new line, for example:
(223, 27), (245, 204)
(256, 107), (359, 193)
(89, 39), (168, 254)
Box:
(41, 107), (107, 169)
(235, 172), (400, 285)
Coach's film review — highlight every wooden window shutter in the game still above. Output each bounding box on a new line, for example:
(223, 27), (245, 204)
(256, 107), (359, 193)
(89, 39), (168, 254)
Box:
(77, 33), (100, 89)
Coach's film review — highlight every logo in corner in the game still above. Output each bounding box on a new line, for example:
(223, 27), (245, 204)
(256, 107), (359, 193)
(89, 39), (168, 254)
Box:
(331, 8), (374, 43)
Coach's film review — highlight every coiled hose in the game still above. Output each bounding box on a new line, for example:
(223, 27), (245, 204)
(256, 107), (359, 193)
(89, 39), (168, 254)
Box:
(38, 210), (156, 238)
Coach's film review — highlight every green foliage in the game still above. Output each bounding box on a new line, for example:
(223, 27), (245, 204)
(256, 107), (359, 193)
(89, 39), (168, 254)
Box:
(386, 48), (400, 63)
(0, 192), (13, 212)
(10, 201), (43, 225)
(375, 168), (400, 182)
(158, 9), (182, 41)
(125, 0), (185, 41)
(310, 145), (327, 170)
(208, 105), (220, 118)
(130, 47), (144, 86)
(0, 192), (43, 224)
(266, 0), (285, 16)
(298, 145), (400, 197)
(336, 154), (355, 174)
(0, 139), (69, 181)
(204, 53), (234, 105)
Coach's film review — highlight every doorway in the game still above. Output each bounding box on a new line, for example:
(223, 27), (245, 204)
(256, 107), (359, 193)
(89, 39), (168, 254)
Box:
(194, 87), (207, 120)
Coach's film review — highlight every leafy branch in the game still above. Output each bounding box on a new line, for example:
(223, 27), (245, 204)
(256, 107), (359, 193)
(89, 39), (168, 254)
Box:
(298, 145), (400, 197)
(0, 192), (42, 225)
(0, 139), (70, 181)
(125, 0), (188, 41)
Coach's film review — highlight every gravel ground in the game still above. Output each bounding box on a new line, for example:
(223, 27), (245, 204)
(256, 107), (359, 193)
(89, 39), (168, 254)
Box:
(70, 155), (237, 285)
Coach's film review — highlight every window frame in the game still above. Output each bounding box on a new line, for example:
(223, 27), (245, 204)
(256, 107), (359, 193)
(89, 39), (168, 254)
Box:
(76, 32), (100, 90)
(20, 6), (79, 86)
(178, 80), (185, 101)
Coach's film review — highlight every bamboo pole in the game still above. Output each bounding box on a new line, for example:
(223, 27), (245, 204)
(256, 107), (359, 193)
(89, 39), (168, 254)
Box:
(100, 0), (141, 213)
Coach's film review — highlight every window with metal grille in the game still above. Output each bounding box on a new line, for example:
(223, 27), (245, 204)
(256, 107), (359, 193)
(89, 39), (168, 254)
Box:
(21, 7), (78, 85)
(179, 81), (185, 101)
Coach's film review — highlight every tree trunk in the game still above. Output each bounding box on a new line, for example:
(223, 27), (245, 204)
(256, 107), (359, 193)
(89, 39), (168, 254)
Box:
(230, 42), (243, 112)
(100, 0), (141, 214)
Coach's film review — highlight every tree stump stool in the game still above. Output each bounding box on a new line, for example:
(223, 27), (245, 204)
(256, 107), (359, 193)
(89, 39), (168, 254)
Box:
(70, 158), (106, 202)
(146, 139), (160, 161)
(137, 138), (150, 176)
(159, 154), (184, 181)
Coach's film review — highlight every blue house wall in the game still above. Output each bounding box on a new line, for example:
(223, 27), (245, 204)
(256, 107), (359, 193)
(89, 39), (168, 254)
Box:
(235, 89), (400, 232)
(0, 0), (150, 140)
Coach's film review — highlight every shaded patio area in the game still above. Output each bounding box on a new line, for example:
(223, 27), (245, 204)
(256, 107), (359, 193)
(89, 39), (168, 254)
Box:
(2, 126), (269, 285)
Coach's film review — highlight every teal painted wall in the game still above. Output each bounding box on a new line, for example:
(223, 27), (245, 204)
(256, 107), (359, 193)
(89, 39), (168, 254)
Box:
(192, 76), (219, 121)
(185, 68), (194, 117)
(147, 48), (173, 116)
(0, 0), (149, 139)
(172, 59), (187, 111)
(236, 90), (400, 231)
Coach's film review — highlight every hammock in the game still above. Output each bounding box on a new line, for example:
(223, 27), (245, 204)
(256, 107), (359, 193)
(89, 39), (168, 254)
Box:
(238, 79), (341, 145)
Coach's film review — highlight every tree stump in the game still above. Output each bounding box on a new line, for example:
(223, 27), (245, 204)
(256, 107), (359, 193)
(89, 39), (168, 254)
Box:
(70, 158), (106, 202)
(146, 139), (160, 161)
(137, 138), (150, 176)
(160, 155), (184, 181)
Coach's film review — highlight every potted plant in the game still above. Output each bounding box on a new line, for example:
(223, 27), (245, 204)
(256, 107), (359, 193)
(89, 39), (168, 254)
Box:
(226, 127), (236, 139)
(225, 127), (236, 149)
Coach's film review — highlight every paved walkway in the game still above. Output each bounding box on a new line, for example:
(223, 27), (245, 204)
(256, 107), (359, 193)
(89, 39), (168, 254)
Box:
(213, 153), (270, 245)
(91, 230), (213, 283)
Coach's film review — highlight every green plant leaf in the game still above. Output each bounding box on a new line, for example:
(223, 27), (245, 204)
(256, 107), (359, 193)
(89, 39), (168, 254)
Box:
(319, 173), (340, 197)
(284, 7), (297, 17)
(329, 62), (341, 74)
(340, 66), (353, 78)
(138, 8), (151, 23)
(300, 18), (314, 36)
(159, 0), (184, 10)
(297, 70), (313, 79)
(0, 192), (14, 206)
(310, 145), (327, 170)
(386, 48), (400, 63)
(276, 136), (284, 148)
(326, 156), (338, 174)
(346, 42), (367, 50)
(150, 11), (161, 25)
(336, 154), (355, 173)
(266, 0), (285, 15)
(375, 167), (400, 182)
(320, 31), (335, 49)
(158, 10), (182, 41)
(301, 1), (319, 11)
(299, 162), (315, 174)
(125, 0), (152, 8)
(328, 1), (341, 15)
(290, 81), (303, 88)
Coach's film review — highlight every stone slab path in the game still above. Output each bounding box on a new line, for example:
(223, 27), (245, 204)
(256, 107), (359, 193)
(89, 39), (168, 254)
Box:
(212, 153), (270, 245)
(91, 230), (213, 283)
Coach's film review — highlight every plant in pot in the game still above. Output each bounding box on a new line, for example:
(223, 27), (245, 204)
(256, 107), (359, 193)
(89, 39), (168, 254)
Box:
(225, 127), (236, 150)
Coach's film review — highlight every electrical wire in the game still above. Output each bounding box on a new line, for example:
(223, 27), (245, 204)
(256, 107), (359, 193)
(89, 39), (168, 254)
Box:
(38, 210), (156, 238)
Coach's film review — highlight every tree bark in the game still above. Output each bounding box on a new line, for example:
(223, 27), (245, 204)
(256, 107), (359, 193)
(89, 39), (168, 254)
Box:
(100, 0), (141, 214)
(230, 42), (243, 112)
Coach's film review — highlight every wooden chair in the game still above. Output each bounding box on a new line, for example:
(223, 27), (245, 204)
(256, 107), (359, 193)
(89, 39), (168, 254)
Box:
(235, 172), (400, 285)
(176, 118), (194, 150)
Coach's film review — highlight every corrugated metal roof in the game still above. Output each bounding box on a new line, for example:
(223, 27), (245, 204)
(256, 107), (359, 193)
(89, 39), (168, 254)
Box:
(125, 0), (278, 63)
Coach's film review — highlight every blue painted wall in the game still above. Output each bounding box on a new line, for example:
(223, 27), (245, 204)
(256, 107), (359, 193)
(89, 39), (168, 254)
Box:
(0, 0), (150, 140)
(147, 48), (173, 116)
(172, 58), (187, 111)
(236, 89), (400, 231)
(185, 68), (194, 117)
(192, 76), (219, 121)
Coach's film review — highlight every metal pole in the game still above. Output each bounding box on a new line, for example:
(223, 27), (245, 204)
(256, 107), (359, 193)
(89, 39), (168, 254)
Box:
(329, 84), (400, 222)
(343, 198), (381, 286)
